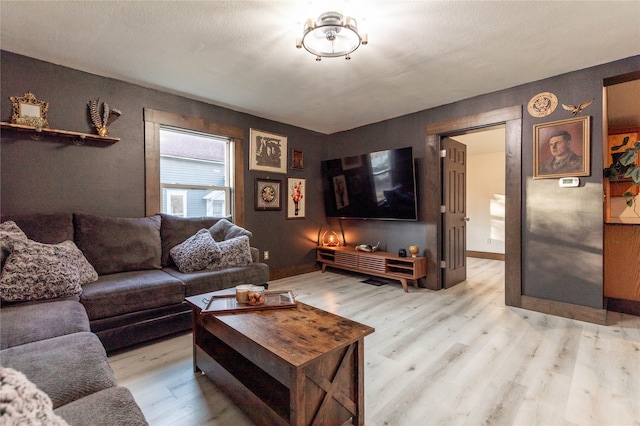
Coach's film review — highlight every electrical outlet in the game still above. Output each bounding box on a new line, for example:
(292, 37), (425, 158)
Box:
(487, 238), (492, 244)
(264, 251), (269, 260)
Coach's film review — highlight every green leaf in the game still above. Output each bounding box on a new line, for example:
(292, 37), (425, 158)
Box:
(624, 166), (640, 184)
(626, 198), (634, 207)
(611, 136), (630, 151)
(619, 149), (638, 166)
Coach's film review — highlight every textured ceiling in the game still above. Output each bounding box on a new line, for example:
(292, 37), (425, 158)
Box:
(1, 1), (639, 134)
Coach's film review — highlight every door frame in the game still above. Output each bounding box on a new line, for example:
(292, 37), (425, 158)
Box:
(425, 106), (522, 307)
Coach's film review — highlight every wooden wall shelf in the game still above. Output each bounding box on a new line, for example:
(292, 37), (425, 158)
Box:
(317, 246), (426, 292)
(1, 122), (120, 144)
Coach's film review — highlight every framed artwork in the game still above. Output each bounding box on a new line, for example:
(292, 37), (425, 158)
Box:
(287, 177), (306, 219)
(290, 149), (304, 170)
(9, 91), (49, 128)
(255, 178), (282, 210)
(534, 116), (590, 179)
(249, 128), (287, 174)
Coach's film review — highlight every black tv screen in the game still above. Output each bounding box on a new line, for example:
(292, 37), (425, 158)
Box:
(321, 146), (418, 221)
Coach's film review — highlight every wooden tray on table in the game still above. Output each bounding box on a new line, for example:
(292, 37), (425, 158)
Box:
(201, 290), (296, 314)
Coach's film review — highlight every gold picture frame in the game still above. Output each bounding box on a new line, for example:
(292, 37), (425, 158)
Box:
(249, 128), (287, 174)
(534, 116), (590, 179)
(9, 92), (50, 128)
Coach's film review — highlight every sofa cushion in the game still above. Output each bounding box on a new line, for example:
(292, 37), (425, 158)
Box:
(206, 236), (252, 270)
(209, 218), (253, 241)
(159, 214), (224, 267)
(0, 213), (74, 245)
(54, 386), (148, 426)
(0, 300), (90, 349)
(0, 240), (91, 302)
(0, 367), (70, 426)
(170, 228), (221, 273)
(164, 262), (269, 297)
(74, 213), (162, 275)
(0, 332), (116, 409)
(80, 270), (185, 320)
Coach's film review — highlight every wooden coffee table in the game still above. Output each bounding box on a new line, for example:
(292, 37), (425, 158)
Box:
(185, 289), (375, 426)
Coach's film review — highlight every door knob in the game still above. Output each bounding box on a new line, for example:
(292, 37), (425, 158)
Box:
(462, 217), (470, 221)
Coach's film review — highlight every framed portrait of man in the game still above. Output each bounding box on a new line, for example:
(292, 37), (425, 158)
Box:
(534, 116), (590, 179)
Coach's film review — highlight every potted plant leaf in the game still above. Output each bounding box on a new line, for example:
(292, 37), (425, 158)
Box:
(604, 135), (640, 215)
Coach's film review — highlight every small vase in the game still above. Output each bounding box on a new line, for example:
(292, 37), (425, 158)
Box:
(294, 201), (299, 216)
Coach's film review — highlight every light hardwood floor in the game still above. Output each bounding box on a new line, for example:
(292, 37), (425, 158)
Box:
(110, 258), (640, 425)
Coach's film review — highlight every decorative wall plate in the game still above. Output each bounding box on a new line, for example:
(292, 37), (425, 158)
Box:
(527, 92), (558, 118)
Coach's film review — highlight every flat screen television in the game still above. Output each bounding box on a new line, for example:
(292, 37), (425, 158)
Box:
(321, 146), (418, 221)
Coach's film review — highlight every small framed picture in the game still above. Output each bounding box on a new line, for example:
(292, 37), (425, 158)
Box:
(255, 178), (282, 211)
(9, 91), (50, 128)
(290, 149), (304, 170)
(249, 128), (287, 174)
(534, 116), (590, 179)
(287, 177), (306, 219)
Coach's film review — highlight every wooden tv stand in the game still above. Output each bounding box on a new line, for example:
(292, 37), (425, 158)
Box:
(317, 246), (426, 292)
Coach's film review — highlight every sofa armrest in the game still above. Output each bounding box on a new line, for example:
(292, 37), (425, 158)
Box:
(250, 247), (259, 263)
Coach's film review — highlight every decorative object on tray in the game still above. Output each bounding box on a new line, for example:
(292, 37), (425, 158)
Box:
(533, 116), (590, 179)
(255, 178), (282, 210)
(408, 245), (419, 257)
(9, 92), (49, 128)
(201, 290), (297, 314)
(527, 92), (558, 118)
(87, 98), (121, 137)
(355, 242), (380, 252)
(561, 98), (593, 116)
(249, 128), (287, 174)
(287, 177), (305, 219)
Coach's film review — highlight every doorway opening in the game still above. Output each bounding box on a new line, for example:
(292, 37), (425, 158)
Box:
(425, 106), (522, 307)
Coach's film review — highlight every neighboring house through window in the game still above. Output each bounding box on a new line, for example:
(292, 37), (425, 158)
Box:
(159, 127), (231, 218)
(144, 109), (246, 226)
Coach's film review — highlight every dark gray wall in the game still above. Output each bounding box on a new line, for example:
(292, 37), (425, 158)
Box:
(0, 51), (327, 271)
(2, 50), (639, 309)
(327, 55), (640, 309)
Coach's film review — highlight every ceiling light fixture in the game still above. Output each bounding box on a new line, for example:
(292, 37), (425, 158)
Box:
(296, 11), (367, 61)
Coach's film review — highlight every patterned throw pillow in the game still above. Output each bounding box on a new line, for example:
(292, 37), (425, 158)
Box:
(57, 240), (99, 285)
(0, 367), (70, 426)
(209, 219), (252, 242)
(0, 239), (97, 302)
(170, 228), (222, 273)
(206, 236), (253, 270)
(0, 221), (28, 268)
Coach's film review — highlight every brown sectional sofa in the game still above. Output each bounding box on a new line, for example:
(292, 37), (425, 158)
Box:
(0, 212), (269, 424)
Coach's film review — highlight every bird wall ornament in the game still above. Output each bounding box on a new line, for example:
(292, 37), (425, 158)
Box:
(87, 98), (121, 136)
(562, 98), (593, 115)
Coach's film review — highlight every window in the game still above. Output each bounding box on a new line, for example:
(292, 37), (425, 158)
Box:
(159, 127), (231, 218)
(165, 188), (188, 217)
(144, 109), (246, 225)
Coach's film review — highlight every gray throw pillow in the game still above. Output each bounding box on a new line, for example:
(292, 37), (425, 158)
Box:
(206, 236), (253, 270)
(0, 240), (89, 302)
(170, 229), (221, 273)
(209, 219), (252, 242)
